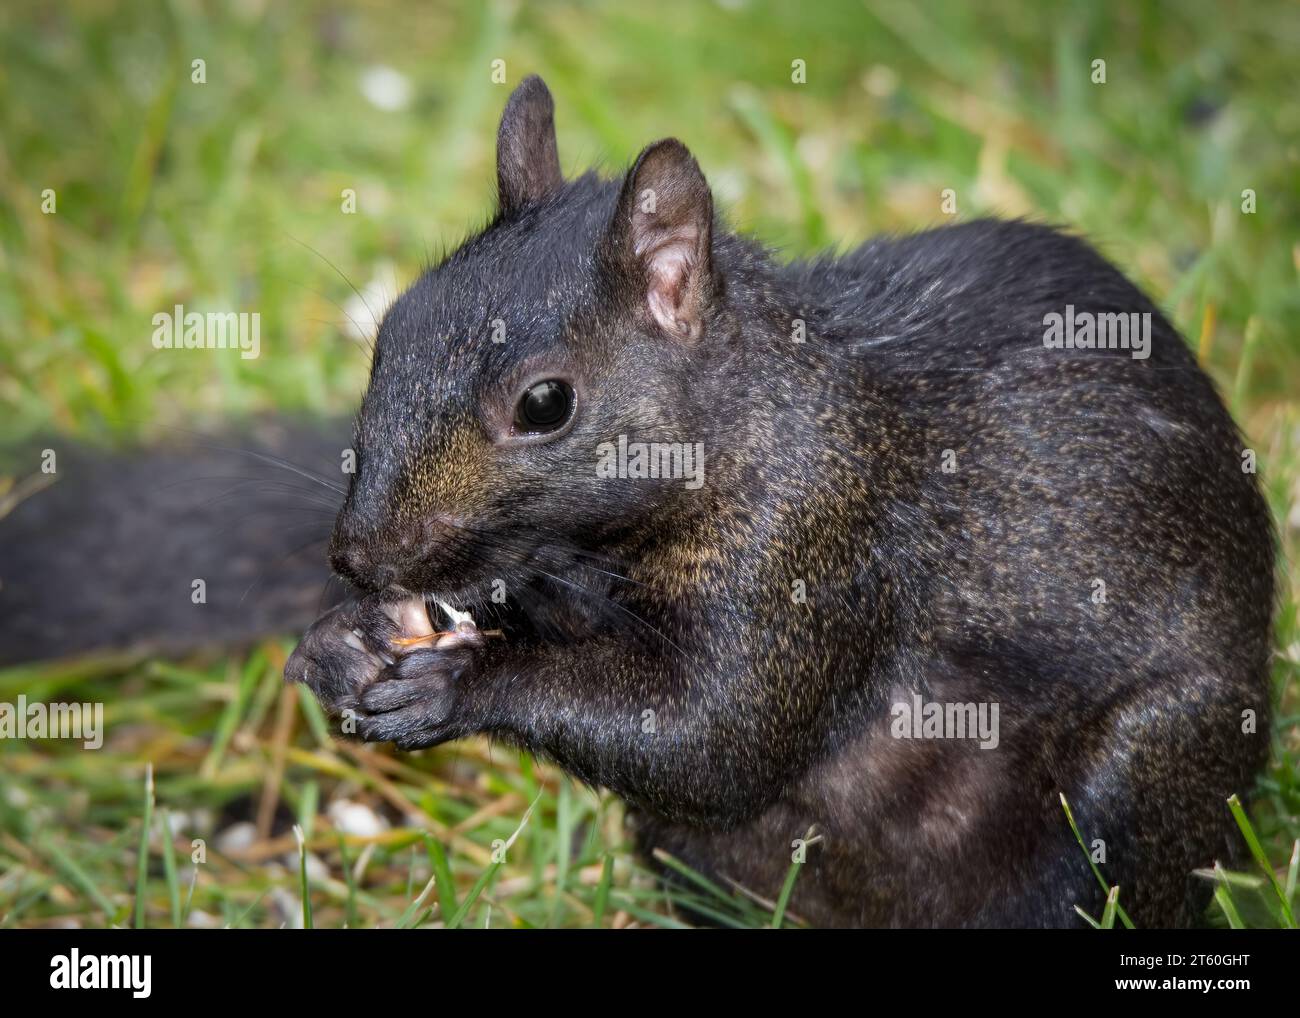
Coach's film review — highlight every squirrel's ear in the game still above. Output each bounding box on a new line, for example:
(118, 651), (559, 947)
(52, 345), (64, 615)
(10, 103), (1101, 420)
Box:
(604, 138), (715, 343)
(496, 75), (563, 213)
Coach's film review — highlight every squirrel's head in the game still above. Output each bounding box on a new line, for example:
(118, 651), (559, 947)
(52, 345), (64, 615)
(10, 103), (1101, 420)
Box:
(330, 75), (739, 601)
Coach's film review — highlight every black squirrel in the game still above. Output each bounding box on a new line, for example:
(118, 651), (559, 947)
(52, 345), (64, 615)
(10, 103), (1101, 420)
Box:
(1, 76), (1273, 927)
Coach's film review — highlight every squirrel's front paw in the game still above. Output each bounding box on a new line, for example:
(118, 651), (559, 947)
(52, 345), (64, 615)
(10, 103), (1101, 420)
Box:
(355, 639), (479, 749)
(284, 597), (398, 718)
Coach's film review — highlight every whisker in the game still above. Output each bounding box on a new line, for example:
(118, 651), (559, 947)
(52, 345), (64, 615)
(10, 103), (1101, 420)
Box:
(532, 565), (693, 661)
(284, 231), (384, 338)
(238, 531), (334, 607)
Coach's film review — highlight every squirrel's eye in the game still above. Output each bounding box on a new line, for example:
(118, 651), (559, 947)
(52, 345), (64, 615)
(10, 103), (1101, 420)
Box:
(515, 379), (574, 434)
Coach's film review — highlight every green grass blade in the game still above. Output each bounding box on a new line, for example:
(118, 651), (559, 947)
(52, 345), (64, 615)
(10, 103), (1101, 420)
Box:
(447, 794), (540, 929)
(159, 808), (181, 928)
(1226, 793), (1296, 927)
(1100, 886), (1120, 929)
(771, 857), (802, 929)
(651, 848), (736, 905)
(592, 854), (615, 928)
(1286, 839), (1299, 907)
(201, 653), (261, 778)
(1213, 862), (1246, 930)
(446, 862), (501, 929)
(425, 834), (459, 921)
(396, 874), (438, 929)
(134, 763), (154, 929)
(44, 839), (118, 922)
(1059, 793), (1135, 929)
(547, 779), (575, 927)
(293, 824), (312, 930)
(230, 889), (269, 929)
(296, 682), (333, 747)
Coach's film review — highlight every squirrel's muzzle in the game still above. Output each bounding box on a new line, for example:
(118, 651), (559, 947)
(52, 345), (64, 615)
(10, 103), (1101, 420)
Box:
(328, 511), (463, 593)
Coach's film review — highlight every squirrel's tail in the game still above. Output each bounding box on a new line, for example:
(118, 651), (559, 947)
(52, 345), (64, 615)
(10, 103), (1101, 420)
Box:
(0, 421), (348, 667)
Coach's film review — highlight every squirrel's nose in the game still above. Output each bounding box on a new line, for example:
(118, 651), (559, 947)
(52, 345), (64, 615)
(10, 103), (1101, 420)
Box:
(328, 543), (396, 590)
(329, 514), (461, 591)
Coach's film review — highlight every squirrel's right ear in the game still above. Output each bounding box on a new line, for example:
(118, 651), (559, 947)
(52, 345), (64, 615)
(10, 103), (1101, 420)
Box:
(602, 138), (716, 344)
(496, 75), (564, 214)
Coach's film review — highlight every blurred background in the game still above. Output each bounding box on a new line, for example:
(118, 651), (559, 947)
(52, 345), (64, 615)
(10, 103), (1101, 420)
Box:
(0, 0), (1297, 928)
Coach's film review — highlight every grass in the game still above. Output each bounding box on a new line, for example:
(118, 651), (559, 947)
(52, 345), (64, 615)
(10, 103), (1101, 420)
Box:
(0, 0), (1297, 927)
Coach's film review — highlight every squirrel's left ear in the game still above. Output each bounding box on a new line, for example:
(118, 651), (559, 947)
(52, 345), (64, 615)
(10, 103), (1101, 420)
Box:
(496, 75), (563, 213)
(603, 139), (716, 343)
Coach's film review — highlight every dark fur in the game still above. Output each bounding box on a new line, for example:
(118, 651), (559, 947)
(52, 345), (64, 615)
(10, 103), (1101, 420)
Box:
(4, 77), (1273, 927)
(286, 78), (1273, 926)
(0, 423), (343, 664)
